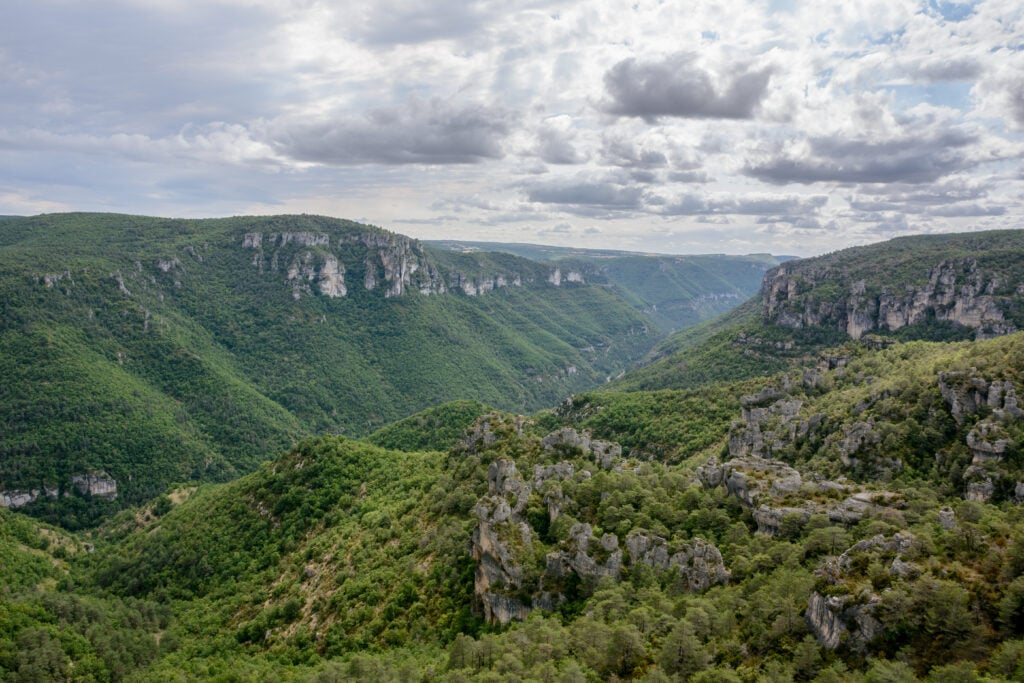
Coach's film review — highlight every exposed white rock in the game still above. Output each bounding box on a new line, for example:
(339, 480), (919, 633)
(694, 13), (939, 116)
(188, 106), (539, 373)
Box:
(72, 471), (118, 499)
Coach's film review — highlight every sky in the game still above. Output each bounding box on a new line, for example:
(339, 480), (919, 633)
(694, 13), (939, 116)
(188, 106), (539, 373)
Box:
(1, 0), (1023, 256)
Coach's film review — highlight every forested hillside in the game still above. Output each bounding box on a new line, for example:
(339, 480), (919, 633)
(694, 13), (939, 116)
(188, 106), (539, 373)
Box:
(617, 230), (1024, 393)
(0, 213), (669, 525)
(3, 225), (1024, 681)
(3, 332), (1019, 681)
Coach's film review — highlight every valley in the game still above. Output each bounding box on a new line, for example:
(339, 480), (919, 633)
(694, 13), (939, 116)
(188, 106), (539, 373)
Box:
(2, 218), (1024, 681)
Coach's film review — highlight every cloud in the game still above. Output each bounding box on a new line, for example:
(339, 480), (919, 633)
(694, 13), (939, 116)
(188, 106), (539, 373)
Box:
(904, 56), (982, 82)
(268, 99), (513, 165)
(655, 192), (828, 217)
(342, 0), (514, 45)
(744, 128), (978, 185)
(602, 53), (772, 121)
(0, 124), (287, 168)
(533, 118), (587, 165)
(525, 178), (645, 210)
(972, 52), (1024, 129)
(599, 137), (668, 168)
(846, 177), (1008, 216)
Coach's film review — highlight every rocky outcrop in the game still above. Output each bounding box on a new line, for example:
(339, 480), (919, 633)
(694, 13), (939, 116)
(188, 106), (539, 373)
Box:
(1, 471), (117, 508)
(728, 388), (804, 459)
(546, 523), (622, 582)
(458, 414), (527, 456)
(805, 592), (882, 650)
(357, 233), (446, 297)
(763, 258), (1019, 340)
(471, 459), (535, 625)
(243, 229), (451, 299)
(807, 532), (917, 650)
(699, 456), (803, 509)
(72, 471), (118, 499)
(938, 371), (1022, 501)
(541, 427), (622, 469)
(625, 533), (729, 591)
(938, 372), (1023, 427)
(548, 268), (585, 286)
(700, 455), (897, 533)
(450, 272), (523, 296)
(0, 486), (59, 509)
(240, 227), (553, 301)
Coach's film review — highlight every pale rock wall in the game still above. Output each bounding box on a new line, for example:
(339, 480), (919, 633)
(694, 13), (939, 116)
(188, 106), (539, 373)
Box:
(763, 258), (1019, 340)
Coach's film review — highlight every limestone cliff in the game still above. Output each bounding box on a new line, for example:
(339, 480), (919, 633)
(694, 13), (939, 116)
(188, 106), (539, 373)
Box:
(240, 227), (545, 301)
(762, 257), (1020, 340)
(0, 470), (117, 509)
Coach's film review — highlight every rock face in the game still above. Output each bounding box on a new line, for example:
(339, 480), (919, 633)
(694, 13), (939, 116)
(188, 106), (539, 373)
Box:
(938, 371), (1023, 502)
(545, 523), (623, 583)
(0, 487), (59, 509)
(728, 388), (804, 459)
(72, 471), (118, 499)
(699, 455), (897, 534)
(467, 422), (726, 624)
(0, 471), (117, 508)
(242, 228), (539, 301)
(805, 592), (882, 650)
(763, 258), (1019, 340)
(471, 458), (535, 625)
(541, 427), (622, 469)
(807, 532), (917, 650)
(624, 533), (729, 591)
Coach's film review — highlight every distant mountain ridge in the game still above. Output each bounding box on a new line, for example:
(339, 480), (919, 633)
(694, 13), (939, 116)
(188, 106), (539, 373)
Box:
(429, 239), (787, 331)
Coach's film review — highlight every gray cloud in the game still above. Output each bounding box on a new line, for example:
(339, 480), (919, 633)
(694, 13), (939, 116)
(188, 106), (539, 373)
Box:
(745, 129), (977, 185)
(534, 126), (586, 165)
(526, 180), (645, 209)
(269, 99), (512, 165)
(602, 53), (772, 121)
(755, 215), (824, 229)
(600, 137), (668, 168)
(657, 193), (827, 216)
(668, 170), (711, 183)
(1007, 80), (1024, 127)
(848, 178), (1005, 216)
(906, 56), (982, 82)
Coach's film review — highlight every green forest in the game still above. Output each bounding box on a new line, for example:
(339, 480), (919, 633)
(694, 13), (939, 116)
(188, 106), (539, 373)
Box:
(3, 216), (1024, 681)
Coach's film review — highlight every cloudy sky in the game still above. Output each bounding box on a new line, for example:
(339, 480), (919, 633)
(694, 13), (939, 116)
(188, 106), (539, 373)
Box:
(2, 0), (1022, 255)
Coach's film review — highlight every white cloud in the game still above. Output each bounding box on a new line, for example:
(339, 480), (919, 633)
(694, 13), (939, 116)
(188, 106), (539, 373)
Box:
(0, 0), (1021, 255)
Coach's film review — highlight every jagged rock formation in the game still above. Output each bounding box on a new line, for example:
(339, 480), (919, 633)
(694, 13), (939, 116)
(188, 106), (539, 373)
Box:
(244, 229), (448, 299)
(805, 592), (882, 651)
(699, 454), (900, 534)
(541, 427), (622, 469)
(939, 371), (1024, 502)
(728, 387), (804, 459)
(545, 523), (623, 583)
(807, 532), (917, 650)
(624, 533), (729, 591)
(720, 355), (1024, 502)
(72, 471), (118, 499)
(0, 486), (60, 509)
(241, 228), (556, 300)
(469, 421), (728, 624)
(763, 257), (1019, 340)
(471, 459), (535, 625)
